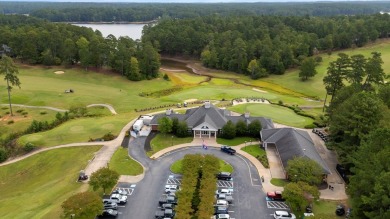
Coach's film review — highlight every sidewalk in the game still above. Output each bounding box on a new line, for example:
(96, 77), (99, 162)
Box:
(150, 137), (348, 200)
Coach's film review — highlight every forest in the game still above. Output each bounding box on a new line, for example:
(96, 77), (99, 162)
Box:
(0, 15), (160, 81)
(143, 14), (390, 77)
(1, 1), (390, 22)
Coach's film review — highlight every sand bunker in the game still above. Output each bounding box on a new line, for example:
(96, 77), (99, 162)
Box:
(184, 99), (198, 103)
(252, 88), (268, 93)
(54, 71), (65, 74)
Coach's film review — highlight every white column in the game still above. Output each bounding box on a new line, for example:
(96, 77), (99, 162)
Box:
(193, 130), (195, 138)
(214, 131), (217, 139)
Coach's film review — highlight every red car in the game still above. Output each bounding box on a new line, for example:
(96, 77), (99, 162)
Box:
(266, 191), (284, 201)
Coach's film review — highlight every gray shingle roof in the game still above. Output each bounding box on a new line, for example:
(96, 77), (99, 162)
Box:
(262, 128), (331, 174)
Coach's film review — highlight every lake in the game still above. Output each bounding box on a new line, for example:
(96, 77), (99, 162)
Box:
(73, 23), (146, 40)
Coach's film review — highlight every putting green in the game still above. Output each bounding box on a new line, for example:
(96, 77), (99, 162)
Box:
(0, 146), (102, 219)
(228, 103), (313, 128)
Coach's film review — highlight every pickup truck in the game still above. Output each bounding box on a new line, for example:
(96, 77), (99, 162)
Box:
(155, 209), (175, 219)
(159, 195), (177, 205)
(221, 146), (236, 155)
(102, 194), (127, 204)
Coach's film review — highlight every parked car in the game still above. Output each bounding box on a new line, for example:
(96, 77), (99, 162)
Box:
(216, 172), (232, 180)
(273, 211), (296, 219)
(213, 214), (230, 219)
(215, 200), (229, 207)
(78, 170), (88, 181)
(103, 201), (118, 210)
(161, 203), (174, 210)
(335, 204), (345, 216)
(217, 194), (233, 204)
(215, 206), (229, 215)
(266, 191), (284, 201)
(215, 189), (232, 195)
(102, 194), (127, 204)
(221, 145), (236, 155)
(155, 209), (175, 219)
(159, 195), (177, 205)
(112, 188), (128, 196)
(100, 209), (118, 217)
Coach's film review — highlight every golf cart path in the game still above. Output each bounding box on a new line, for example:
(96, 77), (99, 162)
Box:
(0, 103), (118, 115)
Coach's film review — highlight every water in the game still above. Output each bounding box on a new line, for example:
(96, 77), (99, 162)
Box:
(73, 23), (146, 40)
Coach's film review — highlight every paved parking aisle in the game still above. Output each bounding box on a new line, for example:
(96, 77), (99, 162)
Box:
(266, 201), (289, 209)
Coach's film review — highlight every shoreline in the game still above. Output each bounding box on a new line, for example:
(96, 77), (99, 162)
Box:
(65, 20), (157, 25)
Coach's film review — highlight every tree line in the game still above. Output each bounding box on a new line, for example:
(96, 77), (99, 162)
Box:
(323, 53), (390, 218)
(143, 14), (390, 77)
(0, 15), (160, 81)
(2, 2), (390, 21)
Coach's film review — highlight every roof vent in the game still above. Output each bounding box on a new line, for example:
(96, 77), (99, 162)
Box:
(166, 109), (172, 116)
(204, 101), (211, 109)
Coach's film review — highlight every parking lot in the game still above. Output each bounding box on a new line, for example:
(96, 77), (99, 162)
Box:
(97, 184), (136, 219)
(266, 201), (289, 209)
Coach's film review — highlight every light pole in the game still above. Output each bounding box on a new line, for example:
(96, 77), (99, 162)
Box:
(245, 141), (247, 146)
(171, 136), (174, 146)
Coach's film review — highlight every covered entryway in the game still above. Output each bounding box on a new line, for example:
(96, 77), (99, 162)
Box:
(192, 122), (218, 139)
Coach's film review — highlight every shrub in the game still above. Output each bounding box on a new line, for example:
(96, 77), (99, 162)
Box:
(24, 142), (36, 152)
(278, 100), (283, 105)
(314, 56), (323, 63)
(163, 74), (170, 81)
(22, 111), (28, 115)
(5, 111), (10, 115)
(304, 124), (317, 129)
(102, 132), (116, 141)
(1, 107), (7, 110)
(7, 120), (14, 124)
(40, 111), (47, 115)
(0, 147), (8, 163)
(16, 109), (24, 113)
(256, 155), (269, 168)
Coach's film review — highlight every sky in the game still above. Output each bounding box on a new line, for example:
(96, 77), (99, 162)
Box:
(0, 0), (388, 2)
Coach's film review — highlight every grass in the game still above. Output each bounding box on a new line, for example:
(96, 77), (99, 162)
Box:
(270, 178), (289, 187)
(312, 200), (348, 219)
(170, 159), (234, 174)
(0, 106), (57, 139)
(17, 112), (136, 147)
(147, 133), (193, 156)
(110, 147), (143, 175)
(0, 146), (102, 219)
(228, 103), (314, 128)
(216, 137), (258, 146)
(241, 145), (269, 168)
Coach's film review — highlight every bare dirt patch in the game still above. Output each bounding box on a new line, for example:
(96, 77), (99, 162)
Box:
(54, 71), (65, 74)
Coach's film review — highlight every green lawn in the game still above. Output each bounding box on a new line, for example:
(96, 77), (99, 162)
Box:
(217, 137), (258, 146)
(170, 159), (233, 174)
(147, 133), (193, 157)
(228, 103), (314, 128)
(17, 112), (135, 147)
(311, 200), (347, 219)
(262, 40), (390, 99)
(270, 178), (289, 187)
(0, 106), (57, 139)
(241, 145), (269, 168)
(110, 147), (143, 175)
(0, 146), (102, 219)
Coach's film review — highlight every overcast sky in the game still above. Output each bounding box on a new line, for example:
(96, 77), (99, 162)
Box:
(1, 0), (388, 2)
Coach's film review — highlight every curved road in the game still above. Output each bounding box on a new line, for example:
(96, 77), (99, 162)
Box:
(121, 137), (269, 219)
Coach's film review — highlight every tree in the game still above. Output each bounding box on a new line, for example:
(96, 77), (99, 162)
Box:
(283, 181), (320, 216)
(329, 92), (385, 158)
(158, 117), (173, 135)
(378, 84), (390, 108)
(171, 117), (179, 134)
(139, 41), (160, 79)
(248, 119), (261, 138)
(286, 157), (324, 185)
(299, 57), (317, 81)
(0, 55), (21, 116)
(0, 147), (8, 163)
(348, 128), (390, 219)
(221, 120), (236, 139)
(89, 167), (119, 194)
(61, 191), (103, 219)
(323, 61), (345, 104)
(348, 54), (366, 85)
(127, 57), (141, 81)
(235, 120), (248, 137)
(364, 52), (385, 89)
(176, 121), (189, 138)
(247, 59), (267, 79)
(76, 37), (90, 71)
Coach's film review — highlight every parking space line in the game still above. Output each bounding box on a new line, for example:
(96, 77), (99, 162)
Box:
(266, 201), (289, 209)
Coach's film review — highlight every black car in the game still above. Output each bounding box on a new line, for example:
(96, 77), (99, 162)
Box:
(336, 205), (345, 216)
(100, 209), (118, 217)
(215, 206), (229, 215)
(217, 172), (232, 180)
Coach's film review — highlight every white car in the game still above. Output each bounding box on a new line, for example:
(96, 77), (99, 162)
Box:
(273, 211), (296, 219)
(215, 200), (228, 207)
(215, 189), (232, 195)
(113, 188), (128, 196)
(213, 214), (230, 219)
